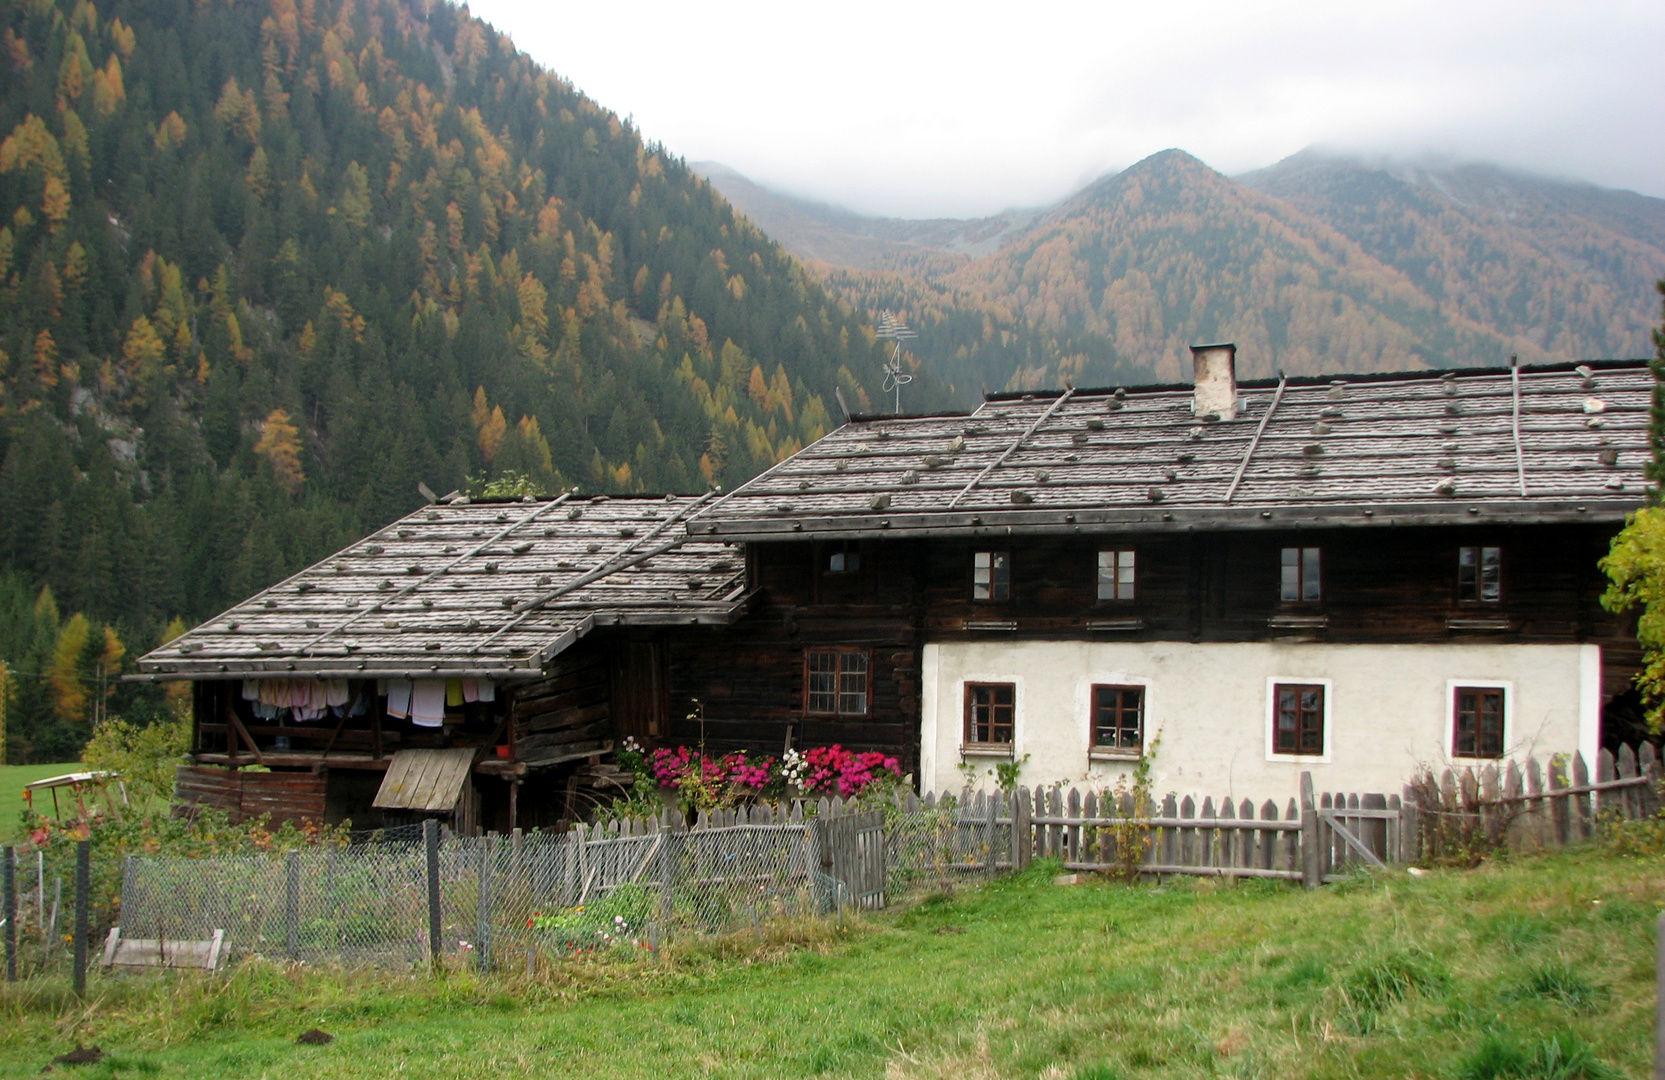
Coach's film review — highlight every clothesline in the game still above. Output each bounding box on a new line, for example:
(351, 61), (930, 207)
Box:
(238, 677), (495, 727)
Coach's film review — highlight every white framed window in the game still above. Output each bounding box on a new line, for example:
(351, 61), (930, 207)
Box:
(1444, 679), (1514, 760)
(1264, 676), (1334, 763)
(1097, 550), (1136, 600)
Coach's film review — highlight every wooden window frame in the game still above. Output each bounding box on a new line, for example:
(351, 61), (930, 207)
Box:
(1096, 549), (1136, 602)
(1447, 681), (1511, 760)
(963, 682), (1016, 749)
(1267, 680), (1329, 759)
(971, 550), (1012, 603)
(1279, 546), (1322, 604)
(824, 539), (862, 576)
(1089, 684), (1144, 754)
(804, 647), (871, 717)
(1457, 545), (1502, 605)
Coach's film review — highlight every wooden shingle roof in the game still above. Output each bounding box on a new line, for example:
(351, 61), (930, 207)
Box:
(135, 493), (747, 681)
(687, 360), (1655, 541)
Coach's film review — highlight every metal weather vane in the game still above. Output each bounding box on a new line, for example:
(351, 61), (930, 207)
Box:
(876, 310), (918, 414)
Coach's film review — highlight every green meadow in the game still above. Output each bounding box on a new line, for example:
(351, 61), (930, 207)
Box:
(0, 846), (1656, 1079)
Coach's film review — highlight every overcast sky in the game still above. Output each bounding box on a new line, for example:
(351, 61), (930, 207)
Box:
(467, 0), (1665, 219)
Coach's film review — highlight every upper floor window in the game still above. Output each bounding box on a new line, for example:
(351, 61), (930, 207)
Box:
(1272, 683), (1326, 755)
(1453, 686), (1505, 758)
(1458, 546), (1501, 603)
(826, 541), (861, 574)
(806, 649), (868, 715)
(1280, 547), (1321, 603)
(964, 682), (1016, 745)
(1092, 685), (1143, 751)
(973, 551), (1011, 601)
(1097, 550), (1136, 601)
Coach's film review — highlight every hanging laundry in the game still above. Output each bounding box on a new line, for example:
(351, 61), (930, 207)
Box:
(461, 679), (479, 703)
(477, 681), (495, 703)
(241, 681), (260, 701)
(446, 679), (464, 708)
(409, 680), (447, 728)
(386, 679), (413, 719)
(323, 680), (350, 707)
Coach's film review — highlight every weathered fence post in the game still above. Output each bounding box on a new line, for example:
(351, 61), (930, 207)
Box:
(985, 792), (999, 878)
(1013, 788), (1032, 871)
(284, 851), (300, 961)
(657, 810), (676, 932)
(1657, 909), (1665, 1080)
(424, 819), (442, 971)
(1299, 773), (1321, 890)
(476, 838), (493, 973)
(72, 840), (89, 997)
(2, 845), (15, 982)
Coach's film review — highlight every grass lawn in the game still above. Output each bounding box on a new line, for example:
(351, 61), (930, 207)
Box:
(0, 847), (1658, 1079)
(0, 763), (82, 842)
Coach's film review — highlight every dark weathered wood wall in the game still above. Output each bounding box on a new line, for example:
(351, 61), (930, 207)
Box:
(662, 538), (926, 767)
(651, 523), (1635, 772)
(920, 524), (1632, 650)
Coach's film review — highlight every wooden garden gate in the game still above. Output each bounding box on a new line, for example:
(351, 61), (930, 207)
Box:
(821, 810), (887, 910)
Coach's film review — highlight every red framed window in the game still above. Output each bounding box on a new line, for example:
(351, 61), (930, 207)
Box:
(1454, 686), (1505, 758)
(964, 683), (1015, 745)
(1273, 683), (1325, 755)
(1091, 685), (1143, 751)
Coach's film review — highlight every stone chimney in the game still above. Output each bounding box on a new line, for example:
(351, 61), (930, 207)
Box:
(1191, 343), (1238, 419)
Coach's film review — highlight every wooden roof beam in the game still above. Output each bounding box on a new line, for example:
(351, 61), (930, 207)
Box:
(948, 388), (1076, 509)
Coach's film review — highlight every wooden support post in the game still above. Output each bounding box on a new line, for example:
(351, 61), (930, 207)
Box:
(285, 852), (300, 961)
(72, 840), (89, 997)
(476, 838), (492, 973)
(2, 846), (14, 982)
(1299, 773), (1321, 890)
(424, 819), (442, 972)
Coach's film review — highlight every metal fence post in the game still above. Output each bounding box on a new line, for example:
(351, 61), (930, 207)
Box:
(475, 839), (492, 973)
(1300, 772), (1321, 891)
(3, 845), (15, 982)
(72, 840), (89, 997)
(424, 819), (442, 971)
(285, 852), (300, 961)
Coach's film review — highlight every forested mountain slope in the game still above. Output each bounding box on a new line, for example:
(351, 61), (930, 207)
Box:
(707, 150), (1665, 392)
(1238, 151), (1665, 364)
(0, 0), (942, 760)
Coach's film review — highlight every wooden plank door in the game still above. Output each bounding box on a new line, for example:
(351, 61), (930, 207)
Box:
(610, 640), (669, 742)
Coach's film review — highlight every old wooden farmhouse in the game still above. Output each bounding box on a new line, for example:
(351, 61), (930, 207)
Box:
(135, 348), (1653, 829)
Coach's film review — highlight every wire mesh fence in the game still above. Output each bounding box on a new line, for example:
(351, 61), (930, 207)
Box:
(113, 806), (855, 970)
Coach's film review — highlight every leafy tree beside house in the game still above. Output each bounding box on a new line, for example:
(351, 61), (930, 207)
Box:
(1601, 280), (1665, 733)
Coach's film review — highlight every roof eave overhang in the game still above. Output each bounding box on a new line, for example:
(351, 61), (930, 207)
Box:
(687, 498), (1643, 542)
(128, 596), (755, 682)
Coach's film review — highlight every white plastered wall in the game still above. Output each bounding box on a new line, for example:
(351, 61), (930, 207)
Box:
(920, 640), (1601, 800)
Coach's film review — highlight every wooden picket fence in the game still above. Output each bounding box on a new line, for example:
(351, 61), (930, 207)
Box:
(884, 742), (1662, 890)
